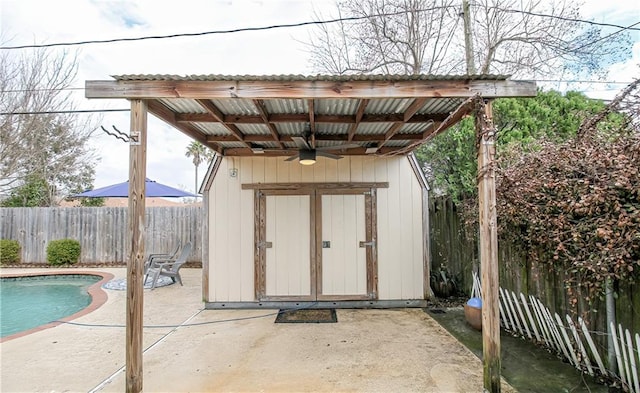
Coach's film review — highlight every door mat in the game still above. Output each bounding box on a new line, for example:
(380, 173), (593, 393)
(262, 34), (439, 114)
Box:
(275, 308), (337, 323)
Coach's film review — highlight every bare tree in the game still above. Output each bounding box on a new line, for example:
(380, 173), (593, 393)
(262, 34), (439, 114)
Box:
(0, 46), (99, 205)
(471, 0), (629, 78)
(305, 0), (630, 78)
(307, 0), (461, 74)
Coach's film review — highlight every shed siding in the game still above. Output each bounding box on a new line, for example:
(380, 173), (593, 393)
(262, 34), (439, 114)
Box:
(206, 155), (425, 302)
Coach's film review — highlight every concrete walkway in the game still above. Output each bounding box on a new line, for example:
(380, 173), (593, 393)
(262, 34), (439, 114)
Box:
(1, 267), (515, 392)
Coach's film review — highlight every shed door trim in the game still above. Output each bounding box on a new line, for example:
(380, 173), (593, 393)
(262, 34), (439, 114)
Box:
(253, 185), (379, 301)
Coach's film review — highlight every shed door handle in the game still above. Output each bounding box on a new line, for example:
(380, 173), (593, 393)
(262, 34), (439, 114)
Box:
(359, 241), (375, 247)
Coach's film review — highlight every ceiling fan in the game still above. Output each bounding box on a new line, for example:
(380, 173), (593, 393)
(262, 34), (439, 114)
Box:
(283, 132), (360, 165)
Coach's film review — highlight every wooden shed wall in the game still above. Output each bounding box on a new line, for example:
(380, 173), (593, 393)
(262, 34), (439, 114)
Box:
(206, 155), (425, 302)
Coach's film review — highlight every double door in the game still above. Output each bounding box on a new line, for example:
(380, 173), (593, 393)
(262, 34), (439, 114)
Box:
(255, 188), (377, 301)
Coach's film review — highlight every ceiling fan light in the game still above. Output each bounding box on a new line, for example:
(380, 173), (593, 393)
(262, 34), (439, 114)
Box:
(299, 149), (316, 165)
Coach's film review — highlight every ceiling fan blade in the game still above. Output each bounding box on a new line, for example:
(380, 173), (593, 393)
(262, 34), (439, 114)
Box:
(285, 154), (300, 161)
(291, 136), (311, 149)
(317, 143), (361, 151)
(317, 151), (343, 160)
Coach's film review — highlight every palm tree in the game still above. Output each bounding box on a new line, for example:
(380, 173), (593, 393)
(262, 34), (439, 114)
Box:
(184, 141), (213, 195)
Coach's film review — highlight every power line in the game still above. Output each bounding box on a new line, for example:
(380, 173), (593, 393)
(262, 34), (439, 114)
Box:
(1, 5), (638, 50)
(2, 87), (85, 93)
(0, 109), (130, 115)
(532, 21), (640, 67)
(485, 5), (640, 32)
(0, 6), (452, 50)
(537, 80), (635, 84)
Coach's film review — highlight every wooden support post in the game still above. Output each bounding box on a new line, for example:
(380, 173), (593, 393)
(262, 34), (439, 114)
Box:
(476, 99), (501, 392)
(126, 100), (147, 393)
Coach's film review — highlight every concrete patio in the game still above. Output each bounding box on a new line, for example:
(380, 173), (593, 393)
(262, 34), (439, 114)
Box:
(0, 267), (515, 392)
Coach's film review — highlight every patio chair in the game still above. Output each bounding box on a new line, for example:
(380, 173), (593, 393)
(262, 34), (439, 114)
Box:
(145, 242), (192, 290)
(144, 241), (182, 275)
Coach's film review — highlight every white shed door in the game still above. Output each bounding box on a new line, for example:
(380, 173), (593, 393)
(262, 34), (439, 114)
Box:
(265, 195), (311, 297)
(320, 194), (367, 297)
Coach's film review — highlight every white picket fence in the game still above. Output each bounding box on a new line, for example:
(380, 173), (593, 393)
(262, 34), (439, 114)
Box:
(472, 273), (640, 392)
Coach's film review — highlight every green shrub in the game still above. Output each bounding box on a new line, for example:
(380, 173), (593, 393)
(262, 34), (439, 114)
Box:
(46, 239), (81, 266)
(0, 239), (21, 265)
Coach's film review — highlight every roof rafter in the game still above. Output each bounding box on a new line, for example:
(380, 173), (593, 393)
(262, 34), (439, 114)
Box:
(147, 100), (223, 154)
(253, 99), (284, 149)
(379, 97), (428, 149)
(308, 99), (316, 148)
(196, 99), (249, 147)
(348, 99), (370, 142)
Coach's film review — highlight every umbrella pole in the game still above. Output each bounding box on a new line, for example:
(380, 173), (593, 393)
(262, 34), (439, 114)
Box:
(126, 100), (147, 393)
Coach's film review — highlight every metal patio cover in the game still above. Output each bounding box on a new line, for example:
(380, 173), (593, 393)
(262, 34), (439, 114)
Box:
(84, 74), (537, 157)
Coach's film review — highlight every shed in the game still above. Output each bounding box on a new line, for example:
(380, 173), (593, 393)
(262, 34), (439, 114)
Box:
(85, 74), (537, 390)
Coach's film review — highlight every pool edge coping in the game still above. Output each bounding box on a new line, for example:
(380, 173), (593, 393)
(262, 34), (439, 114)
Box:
(0, 270), (115, 343)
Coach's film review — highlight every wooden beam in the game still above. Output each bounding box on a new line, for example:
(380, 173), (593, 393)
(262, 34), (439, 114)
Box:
(242, 182), (389, 190)
(380, 97), (428, 147)
(126, 100), (147, 393)
(308, 99), (316, 148)
(476, 99), (501, 392)
(389, 95), (479, 156)
(147, 100), (223, 155)
(207, 132), (424, 144)
(348, 99), (369, 142)
(176, 112), (447, 124)
(404, 98), (427, 122)
(196, 99), (247, 144)
(86, 79), (538, 99)
(252, 99), (284, 148)
(383, 123), (404, 142)
(222, 146), (406, 156)
(421, 122), (438, 139)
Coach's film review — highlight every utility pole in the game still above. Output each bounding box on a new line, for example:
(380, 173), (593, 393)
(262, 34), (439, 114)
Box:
(462, 0), (476, 75)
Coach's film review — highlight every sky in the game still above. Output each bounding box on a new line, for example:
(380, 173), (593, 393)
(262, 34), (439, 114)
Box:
(1, 0), (639, 195)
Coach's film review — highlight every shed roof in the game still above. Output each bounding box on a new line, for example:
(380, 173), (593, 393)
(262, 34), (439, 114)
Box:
(85, 74), (537, 157)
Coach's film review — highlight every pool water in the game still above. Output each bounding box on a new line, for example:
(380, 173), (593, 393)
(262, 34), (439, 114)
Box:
(1, 274), (101, 338)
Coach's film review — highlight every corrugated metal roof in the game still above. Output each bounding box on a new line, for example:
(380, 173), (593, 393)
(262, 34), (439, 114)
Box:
(315, 98), (360, 115)
(316, 123), (350, 135)
(112, 74), (512, 82)
(264, 99), (307, 114)
(192, 122), (229, 136)
(356, 122), (393, 135)
(276, 123), (306, 136)
(237, 124), (270, 136)
(401, 122), (433, 134)
(418, 98), (462, 114)
(158, 98), (206, 113)
(211, 99), (259, 115)
(365, 98), (413, 114)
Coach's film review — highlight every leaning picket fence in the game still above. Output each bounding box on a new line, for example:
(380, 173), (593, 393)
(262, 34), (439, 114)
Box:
(473, 273), (639, 392)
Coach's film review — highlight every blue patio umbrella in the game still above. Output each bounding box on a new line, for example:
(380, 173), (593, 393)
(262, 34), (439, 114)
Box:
(74, 178), (197, 198)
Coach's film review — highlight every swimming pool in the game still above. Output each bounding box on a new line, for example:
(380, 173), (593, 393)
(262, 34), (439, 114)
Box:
(0, 272), (112, 341)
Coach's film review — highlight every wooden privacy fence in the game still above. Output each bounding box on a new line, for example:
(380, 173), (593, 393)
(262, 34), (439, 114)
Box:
(472, 273), (640, 392)
(0, 206), (202, 264)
